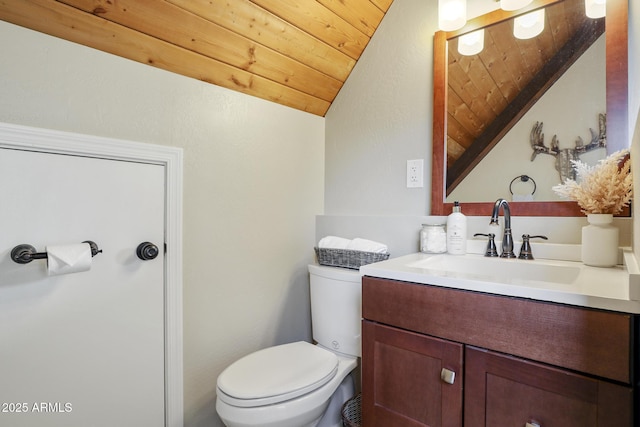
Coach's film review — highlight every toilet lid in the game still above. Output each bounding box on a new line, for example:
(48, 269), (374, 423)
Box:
(217, 341), (338, 407)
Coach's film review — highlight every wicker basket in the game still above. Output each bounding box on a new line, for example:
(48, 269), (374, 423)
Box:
(341, 393), (362, 427)
(314, 247), (390, 269)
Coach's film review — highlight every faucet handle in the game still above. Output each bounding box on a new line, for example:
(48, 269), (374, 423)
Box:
(518, 234), (548, 260)
(474, 233), (498, 257)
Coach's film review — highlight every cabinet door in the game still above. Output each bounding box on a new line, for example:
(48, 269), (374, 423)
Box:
(465, 346), (633, 427)
(362, 321), (463, 427)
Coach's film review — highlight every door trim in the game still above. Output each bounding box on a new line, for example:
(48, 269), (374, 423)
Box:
(0, 121), (184, 427)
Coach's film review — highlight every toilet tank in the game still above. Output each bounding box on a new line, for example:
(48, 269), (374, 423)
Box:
(308, 264), (362, 357)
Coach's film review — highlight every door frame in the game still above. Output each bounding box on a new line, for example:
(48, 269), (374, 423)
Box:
(0, 121), (184, 427)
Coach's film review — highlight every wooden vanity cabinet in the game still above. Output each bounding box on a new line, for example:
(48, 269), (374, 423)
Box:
(361, 276), (636, 427)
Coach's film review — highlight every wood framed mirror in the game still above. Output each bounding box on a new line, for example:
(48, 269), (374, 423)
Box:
(431, 0), (629, 216)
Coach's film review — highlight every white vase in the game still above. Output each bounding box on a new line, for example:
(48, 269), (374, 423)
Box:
(581, 214), (619, 267)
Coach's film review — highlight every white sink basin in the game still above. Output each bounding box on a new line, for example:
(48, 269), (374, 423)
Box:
(406, 254), (581, 285)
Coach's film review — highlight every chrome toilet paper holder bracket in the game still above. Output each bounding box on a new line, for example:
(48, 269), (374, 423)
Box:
(10, 241), (102, 264)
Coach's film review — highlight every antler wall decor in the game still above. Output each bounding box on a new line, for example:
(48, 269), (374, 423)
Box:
(530, 113), (606, 182)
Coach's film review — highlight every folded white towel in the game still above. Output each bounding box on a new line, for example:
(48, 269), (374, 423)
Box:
(347, 238), (388, 254)
(318, 236), (352, 249)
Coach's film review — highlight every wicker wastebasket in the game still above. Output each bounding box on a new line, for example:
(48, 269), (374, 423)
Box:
(341, 393), (361, 427)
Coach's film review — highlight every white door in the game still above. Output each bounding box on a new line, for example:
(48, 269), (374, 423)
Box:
(0, 148), (166, 426)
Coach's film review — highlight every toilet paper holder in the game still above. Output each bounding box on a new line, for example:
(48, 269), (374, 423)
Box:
(11, 241), (102, 264)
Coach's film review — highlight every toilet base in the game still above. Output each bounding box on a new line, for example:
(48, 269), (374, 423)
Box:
(316, 374), (355, 427)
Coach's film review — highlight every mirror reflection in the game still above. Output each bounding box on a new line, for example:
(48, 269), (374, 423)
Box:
(445, 0), (605, 203)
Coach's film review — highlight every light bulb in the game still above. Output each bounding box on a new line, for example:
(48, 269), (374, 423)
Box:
(513, 9), (545, 39)
(585, 0), (606, 18)
(439, 0), (467, 31)
(458, 29), (485, 56)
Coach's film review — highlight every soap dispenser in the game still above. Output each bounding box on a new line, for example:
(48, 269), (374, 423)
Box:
(446, 201), (467, 255)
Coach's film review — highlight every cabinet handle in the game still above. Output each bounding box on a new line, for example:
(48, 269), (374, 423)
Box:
(525, 422), (541, 427)
(440, 368), (456, 384)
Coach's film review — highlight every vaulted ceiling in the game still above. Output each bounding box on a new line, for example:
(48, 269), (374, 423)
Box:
(0, 0), (394, 116)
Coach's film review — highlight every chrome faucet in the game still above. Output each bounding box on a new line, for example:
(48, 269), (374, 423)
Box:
(490, 198), (516, 258)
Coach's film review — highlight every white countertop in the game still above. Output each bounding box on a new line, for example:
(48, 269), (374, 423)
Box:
(360, 249), (640, 314)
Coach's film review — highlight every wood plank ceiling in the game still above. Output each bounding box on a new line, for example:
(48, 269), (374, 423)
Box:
(446, 0), (604, 192)
(0, 0), (394, 116)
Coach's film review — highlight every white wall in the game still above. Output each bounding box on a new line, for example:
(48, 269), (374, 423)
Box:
(630, 0), (640, 260)
(324, 0), (435, 216)
(322, 0), (503, 217)
(0, 21), (324, 427)
(630, 0), (640, 131)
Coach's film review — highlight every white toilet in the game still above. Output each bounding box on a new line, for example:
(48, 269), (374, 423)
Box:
(216, 264), (362, 427)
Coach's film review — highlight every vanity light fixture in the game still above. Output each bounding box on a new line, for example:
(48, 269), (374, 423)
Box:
(585, 0), (606, 18)
(458, 29), (485, 56)
(513, 9), (545, 39)
(438, 0), (467, 31)
(500, 0), (533, 11)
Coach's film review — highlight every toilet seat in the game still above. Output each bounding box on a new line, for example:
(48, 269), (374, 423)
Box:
(217, 341), (338, 408)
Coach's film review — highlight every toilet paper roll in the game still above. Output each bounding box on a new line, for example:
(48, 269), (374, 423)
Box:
(46, 243), (92, 276)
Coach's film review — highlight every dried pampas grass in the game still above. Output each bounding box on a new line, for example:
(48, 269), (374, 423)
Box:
(552, 149), (632, 215)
